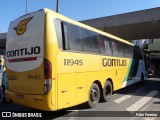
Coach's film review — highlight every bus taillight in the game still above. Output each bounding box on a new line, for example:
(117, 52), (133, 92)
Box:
(44, 59), (52, 94)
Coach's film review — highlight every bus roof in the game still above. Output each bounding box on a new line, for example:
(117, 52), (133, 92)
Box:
(45, 8), (133, 46)
(13, 8), (133, 46)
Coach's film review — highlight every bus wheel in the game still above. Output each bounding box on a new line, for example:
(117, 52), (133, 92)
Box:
(87, 83), (100, 108)
(102, 81), (112, 102)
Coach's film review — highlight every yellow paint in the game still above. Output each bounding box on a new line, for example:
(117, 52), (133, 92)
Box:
(6, 8), (133, 111)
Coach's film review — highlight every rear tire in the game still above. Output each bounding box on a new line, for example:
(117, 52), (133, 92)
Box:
(102, 81), (112, 102)
(87, 83), (100, 108)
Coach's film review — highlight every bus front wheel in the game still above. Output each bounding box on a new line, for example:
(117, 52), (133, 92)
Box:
(102, 81), (112, 102)
(87, 83), (100, 108)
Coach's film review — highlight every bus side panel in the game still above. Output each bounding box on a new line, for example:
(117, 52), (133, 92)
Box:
(122, 59), (144, 87)
(100, 56), (131, 91)
(45, 11), (61, 110)
(57, 73), (76, 109)
(56, 52), (94, 109)
(122, 47), (146, 87)
(117, 58), (133, 89)
(76, 73), (87, 104)
(56, 52), (133, 109)
(57, 72), (87, 110)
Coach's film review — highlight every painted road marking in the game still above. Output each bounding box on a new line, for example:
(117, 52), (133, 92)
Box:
(126, 90), (159, 111)
(114, 95), (131, 104)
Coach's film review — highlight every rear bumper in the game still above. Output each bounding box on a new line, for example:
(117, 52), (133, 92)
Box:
(5, 90), (56, 111)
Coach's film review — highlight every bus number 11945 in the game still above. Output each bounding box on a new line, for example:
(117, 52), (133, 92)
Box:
(64, 59), (83, 66)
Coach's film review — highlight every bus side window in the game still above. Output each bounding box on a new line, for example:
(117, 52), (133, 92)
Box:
(134, 46), (143, 60)
(91, 33), (100, 54)
(99, 36), (105, 54)
(81, 28), (92, 53)
(124, 44), (129, 58)
(63, 22), (82, 51)
(54, 19), (63, 49)
(104, 39), (112, 55)
(54, 20), (69, 50)
(81, 28), (100, 54)
(112, 41), (123, 57)
(99, 35), (112, 55)
(62, 23), (69, 50)
(112, 41), (118, 56)
(123, 44), (133, 58)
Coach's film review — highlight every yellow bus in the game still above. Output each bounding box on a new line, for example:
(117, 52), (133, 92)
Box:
(5, 8), (146, 111)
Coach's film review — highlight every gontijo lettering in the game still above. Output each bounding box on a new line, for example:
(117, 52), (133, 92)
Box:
(7, 46), (40, 58)
(102, 58), (126, 66)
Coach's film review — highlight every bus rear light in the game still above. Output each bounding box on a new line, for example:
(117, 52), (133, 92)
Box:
(44, 59), (52, 79)
(44, 59), (52, 94)
(44, 79), (52, 94)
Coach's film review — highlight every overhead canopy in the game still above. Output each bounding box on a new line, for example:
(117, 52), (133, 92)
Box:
(1, 7), (160, 49)
(81, 7), (160, 40)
